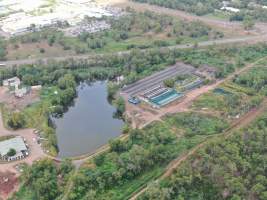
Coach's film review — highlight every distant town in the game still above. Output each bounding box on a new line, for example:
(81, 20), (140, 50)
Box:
(0, 0), (121, 37)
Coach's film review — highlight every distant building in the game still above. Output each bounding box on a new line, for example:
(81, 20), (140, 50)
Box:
(220, 6), (240, 13)
(0, 136), (28, 162)
(3, 77), (21, 88)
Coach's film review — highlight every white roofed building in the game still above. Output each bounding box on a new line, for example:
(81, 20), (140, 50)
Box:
(220, 6), (240, 13)
(0, 136), (28, 162)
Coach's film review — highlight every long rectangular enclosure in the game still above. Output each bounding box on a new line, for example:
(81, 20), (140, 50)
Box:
(122, 63), (195, 96)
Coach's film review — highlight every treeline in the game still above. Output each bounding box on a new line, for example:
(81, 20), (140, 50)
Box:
(1, 43), (267, 89)
(67, 113), (228, 200)
(233, 66), (267, 96)
(139, 112), (267, 200)
(133, 0), (267, 22)
(0, 37), (7, 60)
(132, 0), (221, 15)
(12, 112), (228, 200)
(12, 159), (74, 200)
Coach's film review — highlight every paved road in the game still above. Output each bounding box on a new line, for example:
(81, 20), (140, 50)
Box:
(1, 34), (267, 67)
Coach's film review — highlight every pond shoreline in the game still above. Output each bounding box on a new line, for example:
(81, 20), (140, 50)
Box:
(53, 81), (124, 158)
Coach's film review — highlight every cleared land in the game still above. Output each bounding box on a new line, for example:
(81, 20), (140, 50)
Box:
(0, 87), (40, 110)
(0, 171), (19, 200)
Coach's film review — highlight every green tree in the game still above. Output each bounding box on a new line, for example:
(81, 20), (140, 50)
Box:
(57, 74), (76, 90)
(243, 17), (255, 30)
(7, 112), (26, 129)
(164, 78), (175, 88)
(114, 97), (125, 116)
(7, 148), (16, 157)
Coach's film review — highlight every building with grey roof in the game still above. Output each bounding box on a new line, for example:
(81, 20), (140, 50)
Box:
(0, 136), (28, 162)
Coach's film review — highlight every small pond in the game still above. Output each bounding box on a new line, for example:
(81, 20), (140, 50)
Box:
(53, 81), (123, 158)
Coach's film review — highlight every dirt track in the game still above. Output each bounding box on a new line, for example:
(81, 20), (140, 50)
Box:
(129, 98), (267, 200)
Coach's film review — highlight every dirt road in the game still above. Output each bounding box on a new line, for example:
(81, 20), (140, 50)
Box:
(129, 98), (267, 200)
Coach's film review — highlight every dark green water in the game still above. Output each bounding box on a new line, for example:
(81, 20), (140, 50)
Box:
(54, 81), (123, 158)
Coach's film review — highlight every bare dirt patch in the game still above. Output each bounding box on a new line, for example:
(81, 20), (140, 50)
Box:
(0, 171), (19, 200)
(0, 87), (40, 111)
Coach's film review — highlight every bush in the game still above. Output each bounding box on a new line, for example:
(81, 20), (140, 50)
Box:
(7, 148), (16, 157)
(39, 48), (45, 53)
(7, 112), (26, 130)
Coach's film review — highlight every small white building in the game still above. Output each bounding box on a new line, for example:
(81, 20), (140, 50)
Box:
(0, 136), (29, 162)
(220, 6), (240, 13)
(3, 77), (21, 88)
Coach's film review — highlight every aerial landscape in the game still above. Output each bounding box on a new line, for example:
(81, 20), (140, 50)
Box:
(0, 0), (267, 200)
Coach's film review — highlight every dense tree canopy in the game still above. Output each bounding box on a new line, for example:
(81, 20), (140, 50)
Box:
(140, 113), (267, 200)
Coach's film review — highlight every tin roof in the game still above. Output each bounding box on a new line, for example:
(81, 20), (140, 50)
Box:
(0, 136), (27, 156)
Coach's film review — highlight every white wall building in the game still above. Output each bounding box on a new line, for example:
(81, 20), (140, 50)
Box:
(3, 77), (21, 88)
(0, 136), (29, 162)
(220, 6), (240, 13)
